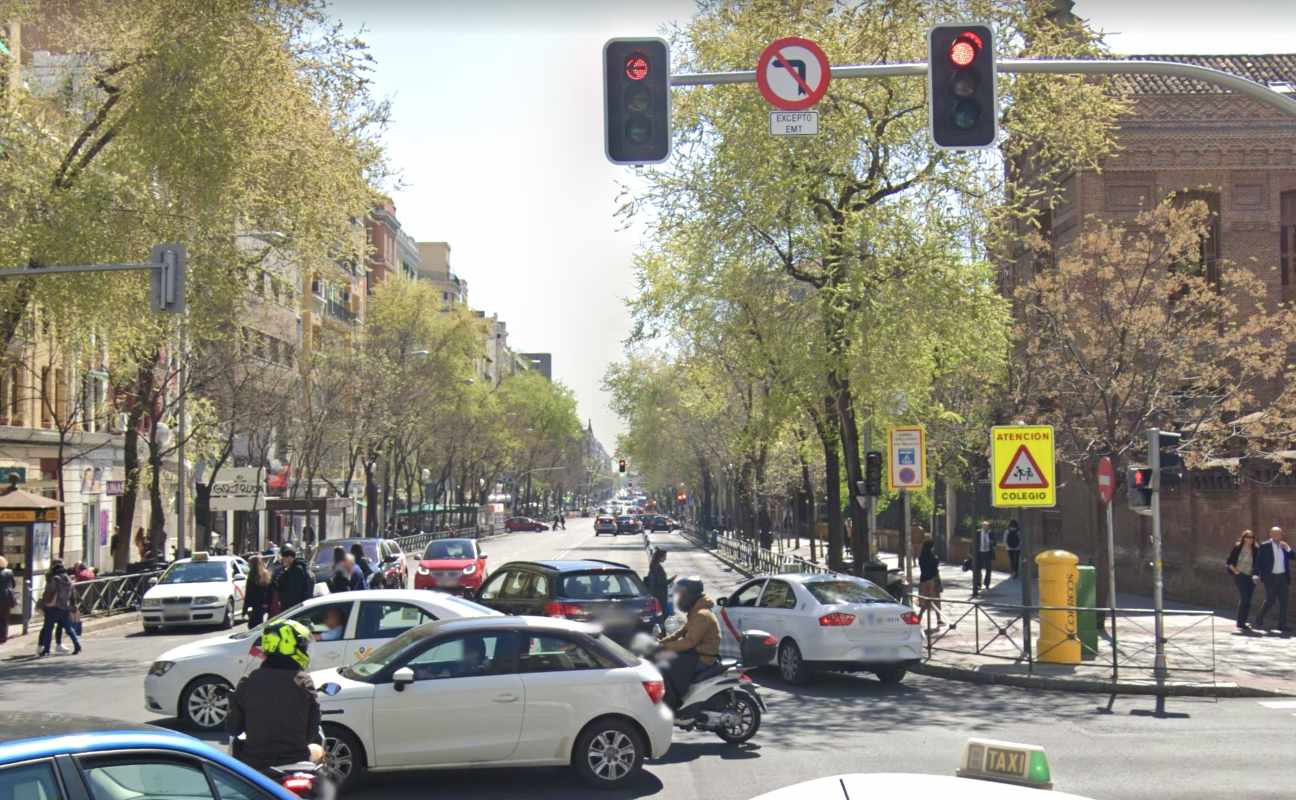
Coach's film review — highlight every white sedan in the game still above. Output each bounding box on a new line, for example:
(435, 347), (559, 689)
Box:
(716, 573), (923, 685)
(312, 616), (673, 790)
(145, 589), (500, 731)
(140, 554), (248, 632)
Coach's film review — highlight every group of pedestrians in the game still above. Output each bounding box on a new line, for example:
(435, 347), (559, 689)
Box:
(1226, 526), (1292, 635)
(326, 544), (375, 595)
(35, 559), (81, 656)
(966, 519), (1022, 598)
(241, 546), (313, 629)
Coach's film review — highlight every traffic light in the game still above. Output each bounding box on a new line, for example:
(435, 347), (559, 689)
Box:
(863, 451), (883, 497)
(927, 24), (997, 150)
(618, 458), (626, 474)
(150, 243), (187, 314)
(1154, 430), (1183, 490)
(1128, 465), (1153, 514)
(604, 38), (671, 165)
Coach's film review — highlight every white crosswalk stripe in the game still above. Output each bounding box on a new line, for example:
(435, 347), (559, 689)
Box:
(1257, 699), (1296, 717)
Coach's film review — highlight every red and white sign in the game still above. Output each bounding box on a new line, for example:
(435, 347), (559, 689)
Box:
(756, 37), (831, 111)
(998, 445), (1049, 490)
(1096, 456), (1116, 505)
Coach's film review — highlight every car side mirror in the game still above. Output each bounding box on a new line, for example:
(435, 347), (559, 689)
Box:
(147, 577), (158, 587)
(393, 666), (415, 691)
(716, 596), (728, 607)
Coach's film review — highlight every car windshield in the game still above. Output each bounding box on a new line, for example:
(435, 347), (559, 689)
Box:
(312, 541), (379, 568)
(424, 540), (475, 560)
(804, 579), (893, 605)
(559, 570), (647, 599)
(157, 561), (226, 584)
(342, 624), (439, 680)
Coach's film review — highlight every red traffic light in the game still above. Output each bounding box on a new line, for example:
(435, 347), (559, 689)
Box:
(625, 53), (649, 81)
(948, 31), (982, 67)
(1133, 468), (1150, 488)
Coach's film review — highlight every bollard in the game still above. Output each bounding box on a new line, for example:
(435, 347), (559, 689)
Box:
(1035, 550), (1081, 664)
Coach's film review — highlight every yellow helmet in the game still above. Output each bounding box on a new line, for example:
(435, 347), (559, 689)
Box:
(260, 619), (312, 669)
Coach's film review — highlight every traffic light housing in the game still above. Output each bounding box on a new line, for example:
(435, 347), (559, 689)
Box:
(927, 24), (997, 150)
(618, 458), (626, 474)
(1128, 466), (1153, 514)
(1154, 430), (1184, 490)
(864, 451), (883, 497)
(604, 38), (671, 165)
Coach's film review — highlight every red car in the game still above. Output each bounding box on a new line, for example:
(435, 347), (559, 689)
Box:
(413, 538), (488, 594)
(504, 516), (549, 532)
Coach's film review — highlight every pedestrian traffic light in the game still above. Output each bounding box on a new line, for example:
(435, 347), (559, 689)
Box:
(618, 458), (626, 474)
(1127, 465), (1153, 514)
(864, 451), (883, 497)
(927, 24), (997, 150)
(604, 38), (671, 165)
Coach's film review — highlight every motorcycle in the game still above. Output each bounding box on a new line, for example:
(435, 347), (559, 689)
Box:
(632, 630), (775, 744)
(230, 733), (336, 799)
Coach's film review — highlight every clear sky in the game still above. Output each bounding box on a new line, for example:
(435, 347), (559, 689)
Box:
(329, 0), (1296, 450)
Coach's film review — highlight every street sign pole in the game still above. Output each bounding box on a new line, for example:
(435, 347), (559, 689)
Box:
(1149, 428), (1167, 715)
(902, 489), (911, 601)
(1019, 504), (1031, 663)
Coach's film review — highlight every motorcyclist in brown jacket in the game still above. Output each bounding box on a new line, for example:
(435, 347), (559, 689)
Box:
(657, 577), (720, 709)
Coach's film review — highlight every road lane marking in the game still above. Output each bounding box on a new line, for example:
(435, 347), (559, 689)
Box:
(1258, 700), (1296, 709)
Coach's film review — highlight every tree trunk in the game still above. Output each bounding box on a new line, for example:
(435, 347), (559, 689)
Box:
(364, 460), (378, 535)
(114, 407), (144, 570)
(148, 437), (166, 559)
(799, 452), (815, 561)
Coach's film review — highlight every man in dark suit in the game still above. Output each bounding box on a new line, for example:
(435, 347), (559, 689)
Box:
(1253, 526), (1292, 635)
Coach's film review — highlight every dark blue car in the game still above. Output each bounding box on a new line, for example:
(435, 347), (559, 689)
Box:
(0, 712), (297, 800)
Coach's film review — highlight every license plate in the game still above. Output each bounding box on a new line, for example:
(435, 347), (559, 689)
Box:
(164, 610), (188, 620)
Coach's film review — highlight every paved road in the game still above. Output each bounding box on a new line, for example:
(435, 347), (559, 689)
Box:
(1, 518), (1290, 800)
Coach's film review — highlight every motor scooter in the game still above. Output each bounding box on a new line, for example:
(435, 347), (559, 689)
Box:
(633, 630), (775, 744)
(230, 733), (336, 799)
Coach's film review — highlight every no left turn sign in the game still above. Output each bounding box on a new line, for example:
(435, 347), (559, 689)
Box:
(756, 37), (831, 111)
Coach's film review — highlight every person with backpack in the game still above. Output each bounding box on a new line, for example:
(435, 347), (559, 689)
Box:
(327, 546), (352, 594)
(1005, 520), (1023, 578)
(37, 560), (80, 657)
(350, 543), (375, 587)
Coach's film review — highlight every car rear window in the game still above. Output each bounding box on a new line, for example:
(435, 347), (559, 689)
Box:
(559, 570), (647, 599)
(804, 579), (893, 605)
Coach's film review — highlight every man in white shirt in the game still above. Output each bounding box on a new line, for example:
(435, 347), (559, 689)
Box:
(973, 520), (996, 598)
(1254, 526), (1292, 635)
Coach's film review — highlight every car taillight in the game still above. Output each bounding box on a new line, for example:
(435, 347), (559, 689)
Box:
(249, 643), (262, 658)
(544, 601), (587, 618)
(281, 775), (315, 796)
(819, 612), (856, 627)
(642, 680), (666, 704)
(738, 671), (753, 683)
(901, 611), (921, 625)
(645, 597), (661, 615)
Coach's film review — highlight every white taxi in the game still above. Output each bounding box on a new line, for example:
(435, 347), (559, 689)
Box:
(716, 573), (924, 685)
(144, 589), (501, 730)
(140, 553), (248, 633)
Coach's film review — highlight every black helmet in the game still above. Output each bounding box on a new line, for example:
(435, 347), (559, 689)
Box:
(673, 576), (704, 612)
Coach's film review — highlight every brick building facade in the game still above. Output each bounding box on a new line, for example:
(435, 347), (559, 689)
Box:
(998, 54), (1296, 610)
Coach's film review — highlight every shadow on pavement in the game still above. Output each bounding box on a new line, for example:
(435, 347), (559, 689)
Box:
(345, 765), (664, 800)
(0, 651), (143, 682)
(652, 740), (760, 765)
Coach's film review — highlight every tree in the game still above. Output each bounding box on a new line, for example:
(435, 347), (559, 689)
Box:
(620, 0), (1124, 565)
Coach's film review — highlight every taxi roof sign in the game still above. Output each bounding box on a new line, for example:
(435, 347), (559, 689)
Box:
(957, 737), (1053, 790)
(990, 425), (1056, 508)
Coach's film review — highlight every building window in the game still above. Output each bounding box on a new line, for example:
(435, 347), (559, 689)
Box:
(8, 366), (21, 426)
(1281, 191), (1296, 303)
(1174, 191), (1221, 287)
(54, 368), (65, 427)
(40, 366), (51, 428)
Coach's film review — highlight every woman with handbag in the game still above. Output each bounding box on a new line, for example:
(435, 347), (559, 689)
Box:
(918, 537), (944, 627)
(244, 554), (273, 629)
(1226, 529), (1260, 632)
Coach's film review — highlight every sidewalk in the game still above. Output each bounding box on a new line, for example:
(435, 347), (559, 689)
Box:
(728, 535), (1296, 697)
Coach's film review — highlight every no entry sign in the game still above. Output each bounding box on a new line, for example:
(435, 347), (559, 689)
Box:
(1096, 456), (1115, 505)
(756, 37), (831, 111)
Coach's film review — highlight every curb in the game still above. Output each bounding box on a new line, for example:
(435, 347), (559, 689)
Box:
(6, 609), (141, 642)
(910, 660), (1294, 698)
(680, 531), (1292, 700)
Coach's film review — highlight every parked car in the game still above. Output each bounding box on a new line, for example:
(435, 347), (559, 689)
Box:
(0, 712), (297, 800)
(312, 616), (673, 790)
(716, 573), (923, 685)
(615, 515), (642, 534)
(309, 538), (408, 589)
(473, 560), (660, 644)
(414, 538), (488, 595)
(144, 589), (501, 731)
(140, 553), (248, 632)
(593, 515), (619, 536)
(504, 516), (549, 532)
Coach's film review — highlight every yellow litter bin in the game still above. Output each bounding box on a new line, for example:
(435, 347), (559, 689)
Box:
(1035, 550), (1080, 664)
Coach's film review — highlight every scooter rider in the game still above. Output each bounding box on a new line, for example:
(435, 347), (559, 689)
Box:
(227, 619), (326, 773)
(657, 576), (721, 709)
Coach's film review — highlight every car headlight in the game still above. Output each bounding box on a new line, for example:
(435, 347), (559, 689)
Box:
(193, 596), (221, 606)
(462, 564), (477, 575)
(417, 567), (431, 576)
(142, 597), (162, 608)
(148, 661), (175, 677)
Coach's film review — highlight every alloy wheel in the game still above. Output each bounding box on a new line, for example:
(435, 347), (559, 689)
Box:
(323, 734), (354, 782)
(724, 695), (757, 739)
(186, 681), (230, 729)
(586, 729), (636, 782)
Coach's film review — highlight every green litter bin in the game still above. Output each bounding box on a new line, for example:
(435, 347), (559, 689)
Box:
(1076, 565), (1098, 660)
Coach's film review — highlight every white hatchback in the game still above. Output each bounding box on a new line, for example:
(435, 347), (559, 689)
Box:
(144, 589), (500, 731)
(312, 616), (673, 790)
(716, 573), (924, 685)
